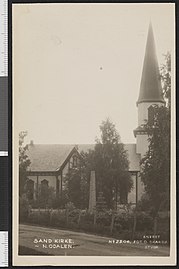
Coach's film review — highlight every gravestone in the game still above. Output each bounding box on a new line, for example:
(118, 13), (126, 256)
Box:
(96, 191), (107, 211)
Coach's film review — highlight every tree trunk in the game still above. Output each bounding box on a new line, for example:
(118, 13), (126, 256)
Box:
(38, 207), (40, 224)
(49, 209), (53, 225)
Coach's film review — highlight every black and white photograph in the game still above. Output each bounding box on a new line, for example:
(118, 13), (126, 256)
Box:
(12, 3), (176, 266)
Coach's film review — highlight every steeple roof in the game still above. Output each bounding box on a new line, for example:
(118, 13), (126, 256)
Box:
(137, 22), (165, 105)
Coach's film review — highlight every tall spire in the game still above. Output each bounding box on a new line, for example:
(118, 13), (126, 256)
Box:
(137, 22), (164, 105)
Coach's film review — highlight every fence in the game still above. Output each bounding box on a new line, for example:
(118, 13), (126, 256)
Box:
(21, 207), (169, 242)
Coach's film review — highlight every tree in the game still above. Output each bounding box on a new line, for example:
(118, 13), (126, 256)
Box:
(86, 118), (133, 209)
(19, 131), (31, 197)
(140, 53), (171, 221)
(62, 157), (89, 209)
(160, 51), (171, 108)
(37, 186), (56, 208)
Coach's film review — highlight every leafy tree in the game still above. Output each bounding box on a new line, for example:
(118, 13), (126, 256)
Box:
(140, 53), (171, 221)
(19, 131), (31, 197)
(160, 51), (171, 108)
(86, 118), (132, 209)
(64, 164), (89, 209)
(140, 106), (170, 213)
(38, 186), (56, 208)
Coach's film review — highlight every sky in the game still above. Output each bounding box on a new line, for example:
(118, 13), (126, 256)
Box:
(13, 3), (174, 144)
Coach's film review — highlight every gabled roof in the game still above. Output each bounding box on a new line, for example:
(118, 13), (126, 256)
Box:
(27, 144), (80, 172)
(27, 143), (140, 172)
(137, 22), (164, 105)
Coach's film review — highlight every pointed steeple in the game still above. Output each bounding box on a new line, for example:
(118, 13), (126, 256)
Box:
(137, 22), (164, 105)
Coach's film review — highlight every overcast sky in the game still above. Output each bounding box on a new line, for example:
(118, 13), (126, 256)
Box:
(13, 3), (174, 144)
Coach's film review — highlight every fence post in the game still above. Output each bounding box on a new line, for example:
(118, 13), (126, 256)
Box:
(38, 207), (40, 224)
(49, 208), (53, 225)
(66, 208), (69, 226)
(93, 209), (97, 230)
(153, 216), (158, 235)
(78, 210), (82, 227)
(110, 211), (115, 235)
(28, 205), (31, 219)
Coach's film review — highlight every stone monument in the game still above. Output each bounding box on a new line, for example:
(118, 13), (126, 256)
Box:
(88, 171), (96, 213)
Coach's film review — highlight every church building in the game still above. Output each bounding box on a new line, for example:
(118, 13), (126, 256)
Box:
(25, 23), (164, 206)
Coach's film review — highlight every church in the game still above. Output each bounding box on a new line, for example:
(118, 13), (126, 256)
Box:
(25, 23), (164, 206)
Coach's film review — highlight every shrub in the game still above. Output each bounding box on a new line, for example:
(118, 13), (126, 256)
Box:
(114, 212), (133, 231)
(81, 211), (94, 224)
(96, 211), (112, 226)
(24, 206), (169, 242)
(135, 211), (153, 232)
(19, 195), (29, 222)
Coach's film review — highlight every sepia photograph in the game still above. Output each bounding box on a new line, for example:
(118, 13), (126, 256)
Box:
(12, 3), (176, 266)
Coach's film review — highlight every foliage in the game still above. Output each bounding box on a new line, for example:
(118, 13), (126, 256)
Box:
(19, 194), (30, 221)
(23, 207), (169, 242)
(160, 51), (171, 108)
(19, 131), (31, 196)
(39, 186), (56, 208)
(64, 165), (89, 209)
(140, 53), (171, 217)
(31, 186), (58, 208)
(83, 118), (133, 209)
(140, 105), (170, 215)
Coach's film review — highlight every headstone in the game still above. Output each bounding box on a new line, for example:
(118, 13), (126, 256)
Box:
(96, 191), (107, 211)
(88, 171), (96, 213)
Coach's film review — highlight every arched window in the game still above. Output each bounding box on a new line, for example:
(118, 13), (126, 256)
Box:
(41, 179), (49, 187)
(26, 179), (34, 200)
(40, 179), (49, 198)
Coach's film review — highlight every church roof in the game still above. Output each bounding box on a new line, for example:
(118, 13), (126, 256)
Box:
(27, 144), (78, 172)
(27, 143), (140, 172)
(137, 22), (165, 105)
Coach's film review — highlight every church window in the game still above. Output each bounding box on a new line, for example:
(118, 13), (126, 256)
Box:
(41, 179), (49, 186)
(40, 179), (49, 197)
(26, 179), (34, 200)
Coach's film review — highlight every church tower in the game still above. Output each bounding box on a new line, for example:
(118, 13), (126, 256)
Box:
(134, 22), (165, 157)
